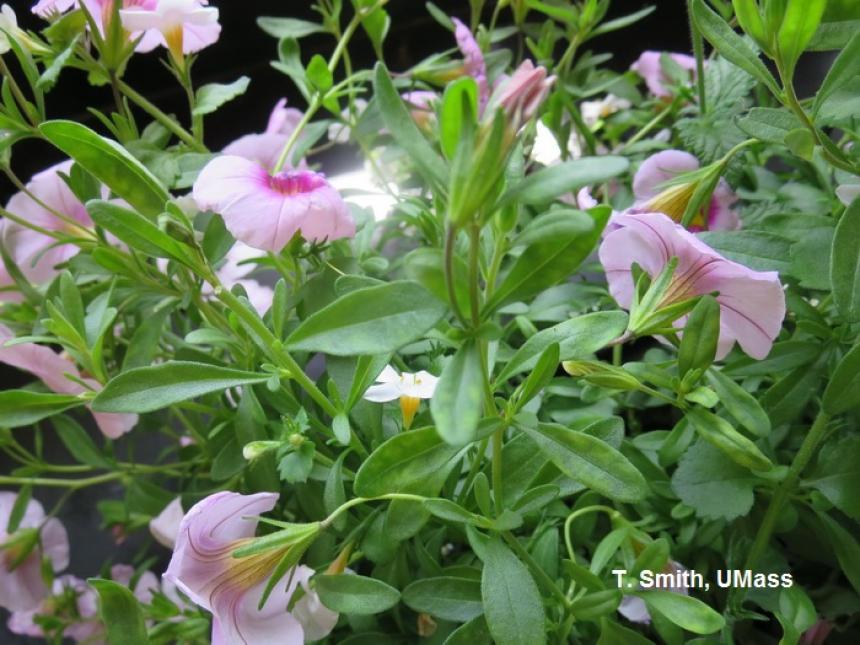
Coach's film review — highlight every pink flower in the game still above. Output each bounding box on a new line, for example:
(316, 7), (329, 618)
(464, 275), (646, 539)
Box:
(631, 51), (698, 97)
(7, 574), (100, 642)
(119, 0), (220, 61)
(401, 90), (438, 130)
(2, 161), (96, 299)
(0, 323), (138, 438)
(618, 561), (688, 624)
(31, 0), (76, 16)
(110, 564), (160, 604)
(223, 98), (304, 172)
(0, 492), (69, 612)
(599, 212), (785, 359)
(486, 60), (555, 131)
(193, 157), (355, 252)
(164, 491), (336, 644)
(149, 497), (184, 549)
(632, 149), (739, 231)
(452, 17), (489, 107)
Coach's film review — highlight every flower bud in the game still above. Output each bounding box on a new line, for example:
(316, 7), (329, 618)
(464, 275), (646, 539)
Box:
(562, 360), (642, 391)
(242, 440), (281, 461)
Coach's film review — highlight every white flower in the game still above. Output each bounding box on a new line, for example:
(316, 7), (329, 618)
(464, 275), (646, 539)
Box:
(119, 0), (219, 63)
(580, 94), (631, 127)
(363, 365), (438, 429)
(836, 182), (860, 206)
(149, 497), (184, 549)
(531, 121), (584, 166)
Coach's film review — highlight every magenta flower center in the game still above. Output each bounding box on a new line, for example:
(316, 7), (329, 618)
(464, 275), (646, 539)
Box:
(268, 171), (326, 196)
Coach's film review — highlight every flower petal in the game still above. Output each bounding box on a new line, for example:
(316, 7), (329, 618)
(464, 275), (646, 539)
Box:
(150, 497), (185, 549)
(363, 382), (402, 402)
(292, 565), (339, 641)
(632, 149), (700, 202)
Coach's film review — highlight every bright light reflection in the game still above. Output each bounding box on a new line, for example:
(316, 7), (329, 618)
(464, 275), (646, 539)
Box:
(328, 168), (398, 221)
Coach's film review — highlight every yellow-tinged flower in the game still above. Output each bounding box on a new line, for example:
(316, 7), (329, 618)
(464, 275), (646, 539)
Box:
(363, 365), (439, 429)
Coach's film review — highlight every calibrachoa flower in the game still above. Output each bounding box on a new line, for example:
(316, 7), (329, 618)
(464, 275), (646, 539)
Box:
(31, 0), (77, 16)
(7, 574), (100, 642)
(0, 323), (138, 438)
(223, 98), (304, 172)
(618, 561), (689, 624)
(2, 161), (98, 298)
(119, 0), (220, 62)
(164, 491), (336, 644)
(363, 365), (439, 429)
(631, 51), (698, 98)
(452, 17), (489, 106)
(0, 492), (69, 612)
(149, 497), (185, 549)
(599, 211), (785, 359)
(631, 149), (740, 231)
(208, 242), (274, 315)
(193, 158), (355, 252)
(580, 94), (631, 127)
(487, 60), (556, 129)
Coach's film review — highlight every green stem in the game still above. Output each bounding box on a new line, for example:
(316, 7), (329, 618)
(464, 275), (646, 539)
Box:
(117, 79), (207, 152)
(617, 99), (677, 152)
(273, 99), (318, 173)
(688, 0), (707, 114)
(0, 472), (124, 489)
(492, 426), (504, 515)
(321, 493), (427, 529)
(0, 56), (37, 126)
(444, 226), (469, 327)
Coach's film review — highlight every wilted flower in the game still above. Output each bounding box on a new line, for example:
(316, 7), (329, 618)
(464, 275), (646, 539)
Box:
(599, 211), (785, 359)
(149, 497), (184, 549)
(193, 157), (355, 252)
(0, 492), (69, 612)
(452, 17), (489, 106)
(223, 98), (304, 172)
(631, 51), (698, 98)
(119, 0), (220, 64)
(632, 149), (739, 231)
(363, 365), (438, 429)
(580, 94), (631, 127)
(164, 491), (334, 644)
(0, 323), (138, 438)
(618, 561), (689, 624)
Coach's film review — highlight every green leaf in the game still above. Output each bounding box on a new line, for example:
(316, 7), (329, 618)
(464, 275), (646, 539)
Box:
(444, 616), (492, 645)
(823, 343), (860, 415)
(39, 121), (169, 219)
(804, 435), (860, 520)
(498, 157), (629, 208)
(686, 406), (773, 471)
(403, 577), (483, 622)
(678, 296), (719, 381)
(737, 107), (804, 144)
(485, 206), (609, 312)
(481, 538), (547, 645)
(808, 19), (860, 50)
(496, 310), (628, 383)
(598, 619), (655, 645)
(353, 425), (463, 497)
(53, 415), (111, 468)
(518, 422), (648, 502)
(697, 231), (792, 274)
(671, 439), (756, 520)
(314, 574), (400, 615)
(431, 340), (483, 445)
(638, 590), (724, 634)
(763, 364), (824, 426)
(257, 17), (326, 39)
(193, 76), (251, 116)
(36, 35), (80, 91)
(306, 54), (333, 93)
(777, 0), (826, 77)
(775, 585), (817, 645)
(514, 343), (559, 410)
(440, 77), (478, 160)
(705, 369), (771, 437)
(424, 498), (521, 531)
(830, 199), (860, 322)
(816, 510), (860, 595)
(691, 0), (781, 96)
(92, 361), (270, 413)
(287, 281), (446, 356)
(373, 63), (447, 191)
(403, 247), (470, 313)
(0, 390), (84, 427)
(87, 200), (198, 267)
(88, 579), (149, 645)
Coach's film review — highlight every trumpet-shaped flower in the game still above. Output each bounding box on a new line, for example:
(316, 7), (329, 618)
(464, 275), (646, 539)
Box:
(452, 17), (489, 106)
(149, 497), (184, 549)
(631, 51), (698, 98)
(363, 365), (439, 429)
(193, 157), (355, 252)
(599, 212), (785, 359)
(0, 492), (69, 612)
(632, 149), (739, 231)
(119, 0), (219, 62)
(164, 491), (336, 644)
(223, 98), (304, 172)
(0, 323), (138, 438)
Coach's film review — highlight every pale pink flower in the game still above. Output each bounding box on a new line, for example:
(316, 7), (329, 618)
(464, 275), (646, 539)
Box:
(200, 242), (274, 315)
(618, 561), (688, 624)
(110, 564), (160, 604)
(599, 212), (785, 359)
(631, 51), (698, 97)
(223, 98), (304, 172)
(164, 491), (337, 644)
(119, 0), (220, 61)
(0, 492), (69, 612)
(632, 149), (739, 231)
(0, 323), (138, 438)
(7, 574), (100, 642)
(452, 17), (489, 107)
(2, 161), (97, 299)
(193, 157), (355, 252)
(487, 60), (555, 126)
(149, 497), (184, 549)
(31, 0), (76, 17)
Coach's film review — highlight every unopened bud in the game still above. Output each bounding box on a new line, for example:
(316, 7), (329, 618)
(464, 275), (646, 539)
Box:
(242, 441), (280, 461)
(562, 360), (642, 391)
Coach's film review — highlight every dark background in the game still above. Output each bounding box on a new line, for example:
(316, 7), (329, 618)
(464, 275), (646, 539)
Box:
(1, 0), (690, 641)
